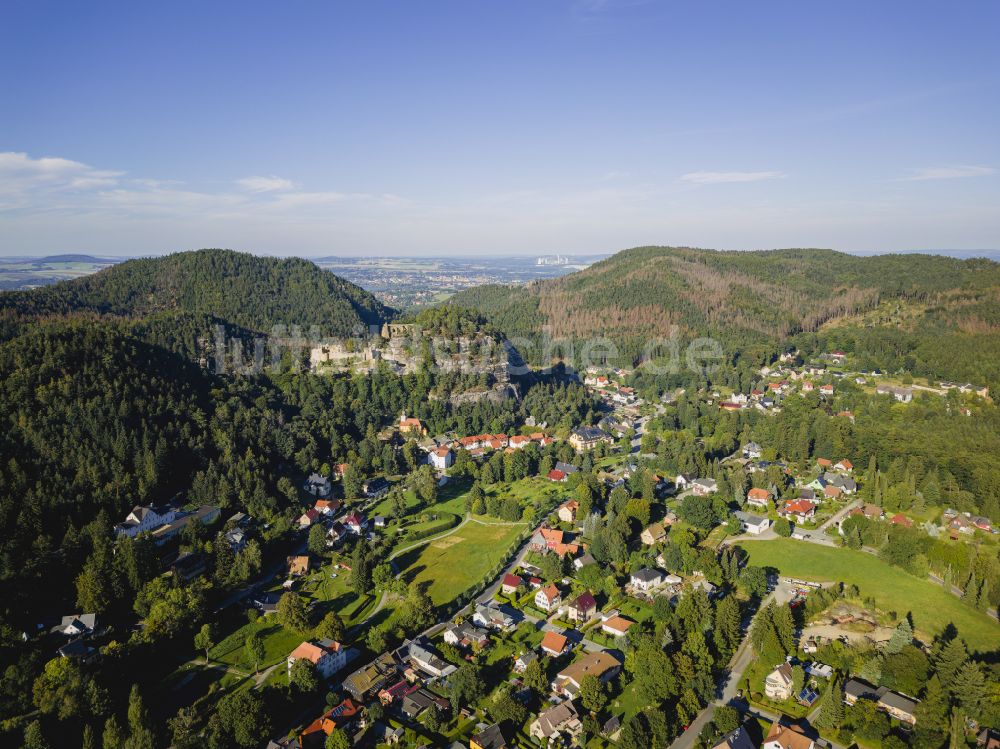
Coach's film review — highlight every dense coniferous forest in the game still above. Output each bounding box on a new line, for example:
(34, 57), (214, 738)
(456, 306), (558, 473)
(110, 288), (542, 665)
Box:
(450, 246), (1000, 387)
(0, 248), (394, 342)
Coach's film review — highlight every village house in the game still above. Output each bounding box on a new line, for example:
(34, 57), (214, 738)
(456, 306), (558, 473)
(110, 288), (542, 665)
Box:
(344, 512), (367, 534)
(114, 503), (180, 538)
(568, 426), (613, 451)
(313, 498), (342, 516)
(297, 698), (361, 749)
(742, 442), (763, 459)
(298, 508), (321, 528)
(362, 477), (390, 498)
(473, 602), (516, 631)
(640, 521), (667, 545)
(325, 521), (347, 546)
(408, 639), (456, 678)
(630, 568), (665, 592)
(398, 413), (427, 435)
(501, 573), (523, 596)
(876, 384), (914, 403)
(746, 487), (772, 510)
(508, 434), (531, 449)
(712, 726), (758, 749)
(287, 639), (348, 680)
(170, 551), (207, 583)
(253, 591), (281, 615)
(856, 503), (885, 521)
(470, 723), (510, 749)
(764, 662), (795, 701)
(540, 630), (569, 657)
(514, 650), (538, 673)
(343, 652), (399, 701)
(552, 651), (622, 697)
(443, 622), (489, 650)
(779, 499), (816, 524)
(535, 584), (562, 613)
(54, 613), (97, 637)
(573, 552), (597, 570)
(843, 679), (919, 724)
(822, 472), (857, 494)
(763, 722), (814, 749)
(303, 473), (332, 498)
(557, 500), (580, 524)
(565, 591), (597, 623)
(675, 473), (695, 490)
(429, 447), (453, 470)
(691, 478), (718, 496)
(890, 513), (913, 528)
(530, 700), (583, 742)
(735, 511), (771, 535)
(601, 615), (634, 638)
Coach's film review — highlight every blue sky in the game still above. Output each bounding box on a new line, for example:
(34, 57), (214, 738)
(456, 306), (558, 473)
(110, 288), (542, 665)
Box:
(1, 0), (998, 256)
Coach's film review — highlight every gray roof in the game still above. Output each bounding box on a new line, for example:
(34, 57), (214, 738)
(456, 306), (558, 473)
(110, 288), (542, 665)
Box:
(631, 568), (663, 583)
(844, 678), (878, 699)
(735, 511), (768, 527)
(554, 461), (580, 474)
(534, 700), (580, 737)
(876, 686), (919, 714)
(712, 726), (757, 749)
(572, 426), (610, 441)
(57, 613), (97, 632)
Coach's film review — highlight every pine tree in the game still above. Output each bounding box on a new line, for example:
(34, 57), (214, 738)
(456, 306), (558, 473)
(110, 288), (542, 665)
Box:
(815, 675), (845, 729)
(935, 638), (968, 691)
(962, 574), (978, 606)
(124, 684), (155, 749)
(974, 577), (990, 612)
(886, 618), (913, 654)
(772, 603), (796, 654)
(715, 596), (742, 660)
(915, 676), (949, 732)
(948, 709), (965, 749)
(951, 662), (986, 718)
(102, 716), (124, 749)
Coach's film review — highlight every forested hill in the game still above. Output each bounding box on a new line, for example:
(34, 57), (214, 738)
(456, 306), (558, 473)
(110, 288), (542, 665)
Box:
(0, 248), (394, 339)
(449, 246), (1000, 368)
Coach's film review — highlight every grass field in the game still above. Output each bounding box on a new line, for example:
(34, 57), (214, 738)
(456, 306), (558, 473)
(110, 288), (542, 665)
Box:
(395, 518), (527, 605)
(739, 539), (998, 653)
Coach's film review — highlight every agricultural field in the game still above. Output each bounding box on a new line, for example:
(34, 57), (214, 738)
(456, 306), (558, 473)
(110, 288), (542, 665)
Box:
(739, 538), (997, 652)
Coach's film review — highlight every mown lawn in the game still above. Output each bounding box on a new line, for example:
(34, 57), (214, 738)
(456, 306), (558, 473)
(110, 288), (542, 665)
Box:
(739, 539), (997, 652)
(395, 519), (527, 605)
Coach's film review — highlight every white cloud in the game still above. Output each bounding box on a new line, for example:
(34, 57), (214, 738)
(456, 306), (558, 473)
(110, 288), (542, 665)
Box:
(236, 175), (295, 192)
(896, 165), (995, 182)
(679, 170), (786, 185)
(0, 151), (122, 194)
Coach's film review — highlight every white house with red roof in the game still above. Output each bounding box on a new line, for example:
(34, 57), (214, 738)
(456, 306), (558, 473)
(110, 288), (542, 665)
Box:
(780, 499), (816, 523)
(429, 447), (453, 470)
(288, 639), (348, 680)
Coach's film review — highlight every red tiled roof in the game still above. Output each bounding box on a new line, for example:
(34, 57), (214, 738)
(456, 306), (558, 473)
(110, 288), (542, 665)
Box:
(540, 630), (568, 654)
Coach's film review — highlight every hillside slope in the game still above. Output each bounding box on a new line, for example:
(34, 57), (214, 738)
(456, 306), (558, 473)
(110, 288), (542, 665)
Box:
(0, 248), (394, 338)
(450, 246), (1000, 368)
